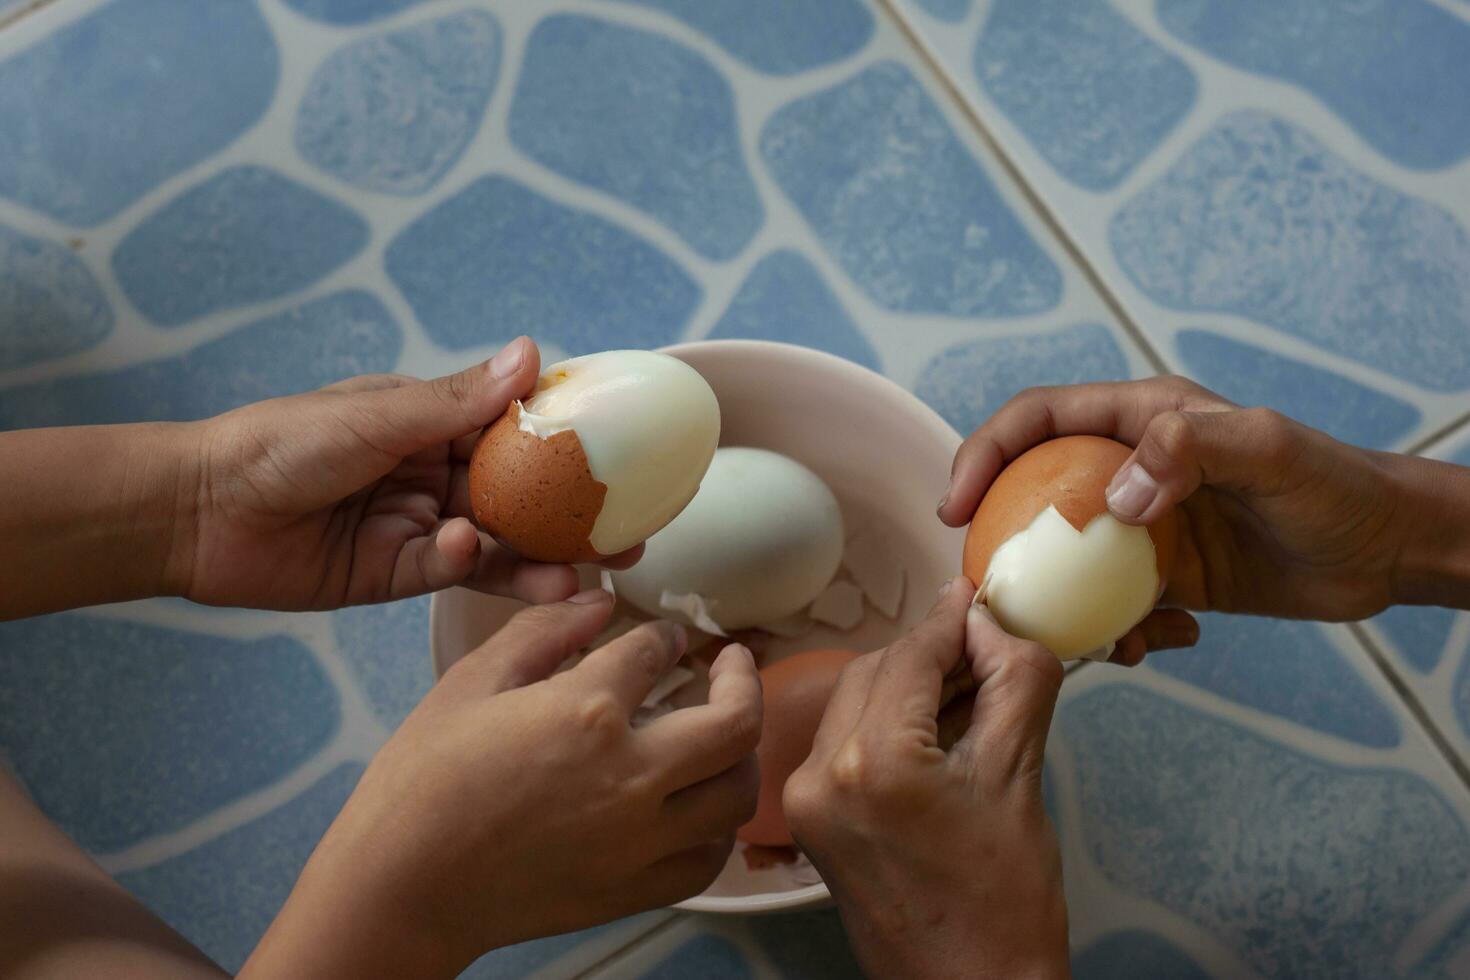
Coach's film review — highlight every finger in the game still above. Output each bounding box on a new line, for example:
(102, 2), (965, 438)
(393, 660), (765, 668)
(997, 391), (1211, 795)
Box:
(1105, 406), (1299, 525)
(1108, 608), (1200, 667)
(806, 651), (880, 764)
(458, 532), (581, 603)
(448, 590), (615, 695)
(855, 576), (974, 745)
(661, 754), (760, 849)
(623, 835), (733, 909)
(339, 336), (541, 464)
(318, 372), (416, 395)
(568, 620), (688, 715)
(387, 517), (482, 599)
(642, 643), (762, 789)
(938, 378), (1230, 527)
(594, 543), (645, 571)
(953, 605), (1064, 780)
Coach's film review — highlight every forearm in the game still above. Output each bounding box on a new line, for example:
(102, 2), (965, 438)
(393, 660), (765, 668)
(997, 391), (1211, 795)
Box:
(1386, 452), (1470, 610)
(0, 424), (201, 620)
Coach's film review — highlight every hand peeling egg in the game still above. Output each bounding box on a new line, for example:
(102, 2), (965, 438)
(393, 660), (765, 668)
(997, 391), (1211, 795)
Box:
(468, 350), (720, 563)
(612, 448), (844, 632)
(962, 436), (1178, 661)
(739, 648), (859, 848)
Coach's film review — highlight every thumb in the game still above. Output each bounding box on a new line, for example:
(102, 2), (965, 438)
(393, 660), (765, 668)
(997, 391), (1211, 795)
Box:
(1104, 406), (1292, 525)
(954, 604), (1063, 790)
(343, 336), (539, 461)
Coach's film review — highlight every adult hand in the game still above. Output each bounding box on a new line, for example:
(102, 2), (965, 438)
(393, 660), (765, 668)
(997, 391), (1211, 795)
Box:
(938, 378), (1446, 654)
(244, 590), (762, 978)
(785, 578), (1069, 980)
(179, 337), (641, 611)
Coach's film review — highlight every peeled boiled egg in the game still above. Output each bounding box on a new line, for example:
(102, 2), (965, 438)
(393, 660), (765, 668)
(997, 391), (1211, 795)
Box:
(962, 435), (1178, 661)
(468, 350), (720, 563)
(612, 447), (844, 632)
(739, 648), (859, 847)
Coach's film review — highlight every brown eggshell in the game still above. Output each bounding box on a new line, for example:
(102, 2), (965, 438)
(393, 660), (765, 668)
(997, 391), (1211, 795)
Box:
(467, 402), (609, 564)
(962, 436), (1178, 597)
(738, 648), (859, 848)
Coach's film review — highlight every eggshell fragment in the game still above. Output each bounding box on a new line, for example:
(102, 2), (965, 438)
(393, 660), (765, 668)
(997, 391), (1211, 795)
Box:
(843, 529), (905, 619)
(739, 648), (859, 847)
(962, 436), (1178, 660)
(470, 402), (606, 563)
(809, 580), (865, 630)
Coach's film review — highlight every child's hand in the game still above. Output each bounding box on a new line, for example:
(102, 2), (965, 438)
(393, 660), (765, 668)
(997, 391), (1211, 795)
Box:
(938, 377), (1459, 654)
(179, 337), (640, 611)
(244, 590), (762, 978)
(784, 579), (1069, 980)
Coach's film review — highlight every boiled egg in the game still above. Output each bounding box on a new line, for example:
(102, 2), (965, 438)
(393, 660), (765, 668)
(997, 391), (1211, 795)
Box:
(962, 435), (1177, 660)
(612, 447), (844, 632)
(468, 350), (720, 563)
(739, 648), (859, 847)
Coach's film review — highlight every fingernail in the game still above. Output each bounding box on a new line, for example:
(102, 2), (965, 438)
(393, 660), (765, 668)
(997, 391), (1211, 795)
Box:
(938, 578), (954, 597)
(672, 622), (689, 656)
(1106, 463), (1158, 521)
(936, 486), (951, 516)
(568, 588), (609, 604)
(968, 602), (996, 626)
(491, 337), (528, 380)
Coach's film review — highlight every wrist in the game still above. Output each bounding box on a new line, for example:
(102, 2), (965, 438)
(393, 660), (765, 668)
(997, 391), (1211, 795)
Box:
(1383, 451), (1470, 610)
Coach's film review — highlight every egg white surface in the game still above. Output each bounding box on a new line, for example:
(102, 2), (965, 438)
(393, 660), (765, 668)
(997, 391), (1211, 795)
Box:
(518, 350), (719, 555)
(614, 447), (844, 631)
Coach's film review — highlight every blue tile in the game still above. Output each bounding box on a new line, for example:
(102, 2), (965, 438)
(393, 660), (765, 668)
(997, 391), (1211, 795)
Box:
(282, 0), (428, 26)
(1414, 907), (1470, 978)
(113, 167), (369, 327)
(296, 11), (501, 196)
(641, 933), (750, 980)
(460, 917), (661, 979)
(1176, 330), (1421, 449)
(915, 323), (1131, 436)
(913, 0), (970, 22)
(708, 250), (879, 371)
(0, 224), (112, 370)
(0, 0), (277, 227)
(1073, 931), (1209, 980)
(1149, 613), (1400, 749)
(1111, 112), (1470, 393)
(1059, 685), (1470, 978)
(748, 908), (862, 979)
(1159, 0), (1470, 170)
(1451, 657), (1470, 749)
(593, 0), (873, 75)
(386, 176), (699, 355)
(332, 597), (432, 732)
(974, 0), (1197, 191)
(0, 613), (340, 853)
(763, 62), (1061, 318)
(0, 290), (401, 430)
(511, 16), (761, 261)
(118, 764), (362, 973)
(1372, 606), (1459, 674)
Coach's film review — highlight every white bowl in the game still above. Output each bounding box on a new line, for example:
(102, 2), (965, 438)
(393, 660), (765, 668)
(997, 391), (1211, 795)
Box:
(430, 340), (963, 914)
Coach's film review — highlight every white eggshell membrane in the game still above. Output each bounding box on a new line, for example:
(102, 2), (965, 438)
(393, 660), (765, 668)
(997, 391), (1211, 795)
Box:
(516, 350), (719, 556)
(614, 447), (845, 631)
(983, 504), (1160, 661)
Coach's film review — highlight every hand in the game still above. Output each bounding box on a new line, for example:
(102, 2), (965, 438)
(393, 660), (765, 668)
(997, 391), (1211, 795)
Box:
(179, 336), (640, 611)
(939, 377), (1441, 654)
(243, 590), (762, 978)
(784, 578), (1069, 980)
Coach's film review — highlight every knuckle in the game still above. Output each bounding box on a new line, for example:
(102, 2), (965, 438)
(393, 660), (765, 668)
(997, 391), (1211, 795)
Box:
(1149, 410), (1196, 458)
(575, 692), (626, 739)
(716, 701), (762, 753)
(1240, 406), (1295, 457)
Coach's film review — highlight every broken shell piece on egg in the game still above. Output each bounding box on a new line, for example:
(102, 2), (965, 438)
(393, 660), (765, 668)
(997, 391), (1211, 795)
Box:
(468, 350), (720, 563)
(809, 580), (866, 630)
(962, 436), (1177, 661)
(844, 529), (905, 619)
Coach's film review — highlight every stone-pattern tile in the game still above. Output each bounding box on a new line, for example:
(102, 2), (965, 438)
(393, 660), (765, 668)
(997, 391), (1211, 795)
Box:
(0, 613), (339, 854)
(889, 0), (1470, 446)
(1, 0), (1466, 976)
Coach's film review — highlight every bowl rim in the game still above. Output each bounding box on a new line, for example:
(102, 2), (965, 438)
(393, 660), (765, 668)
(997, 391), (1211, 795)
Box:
(428, 339), (962, 913)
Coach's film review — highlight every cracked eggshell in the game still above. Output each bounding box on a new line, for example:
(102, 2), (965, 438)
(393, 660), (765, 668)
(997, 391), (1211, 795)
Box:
(739, 648), (860, 848)
(468, 350), (720, 563)
(961, 436), (1178, 661)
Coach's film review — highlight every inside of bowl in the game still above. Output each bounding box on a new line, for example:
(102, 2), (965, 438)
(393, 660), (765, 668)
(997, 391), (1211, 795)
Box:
(432, 342), (964, 911)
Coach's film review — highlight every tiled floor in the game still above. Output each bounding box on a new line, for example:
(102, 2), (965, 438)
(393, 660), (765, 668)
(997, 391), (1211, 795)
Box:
(0, 0), (1466, 977)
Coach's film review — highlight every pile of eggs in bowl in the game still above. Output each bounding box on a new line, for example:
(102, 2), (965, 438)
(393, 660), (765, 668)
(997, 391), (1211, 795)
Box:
(468, 348), (1175, 865)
